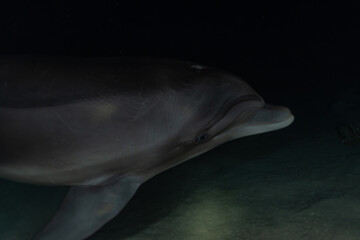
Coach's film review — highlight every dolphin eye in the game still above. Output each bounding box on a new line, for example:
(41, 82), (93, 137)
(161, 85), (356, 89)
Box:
(194, 132), (210, 144)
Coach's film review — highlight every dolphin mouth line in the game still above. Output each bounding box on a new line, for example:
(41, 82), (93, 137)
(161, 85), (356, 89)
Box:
(264, 114), (294, 129)
(233, 105), (295, 136)
(249, 104), (295, 126)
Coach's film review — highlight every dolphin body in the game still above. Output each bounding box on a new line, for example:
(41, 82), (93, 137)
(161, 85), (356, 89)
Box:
(0, 56), (294, 240)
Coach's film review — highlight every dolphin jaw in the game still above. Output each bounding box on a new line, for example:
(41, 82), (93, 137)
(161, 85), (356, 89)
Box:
(214, 104), (294, 140)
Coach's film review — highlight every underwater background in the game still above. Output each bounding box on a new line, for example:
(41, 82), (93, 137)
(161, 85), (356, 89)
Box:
(0, 1), (359, 239)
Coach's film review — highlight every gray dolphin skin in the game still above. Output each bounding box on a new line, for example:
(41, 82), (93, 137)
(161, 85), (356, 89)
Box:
(0, 56), (294, 240)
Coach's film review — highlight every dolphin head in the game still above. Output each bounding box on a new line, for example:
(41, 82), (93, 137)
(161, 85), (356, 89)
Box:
(140, 64), (294, 176)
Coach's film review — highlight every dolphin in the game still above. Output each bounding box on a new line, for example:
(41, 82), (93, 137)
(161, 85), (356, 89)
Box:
(0, 56), (294, 240)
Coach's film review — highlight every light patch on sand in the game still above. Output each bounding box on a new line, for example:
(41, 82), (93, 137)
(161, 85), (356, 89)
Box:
(171, 188), (246, 240)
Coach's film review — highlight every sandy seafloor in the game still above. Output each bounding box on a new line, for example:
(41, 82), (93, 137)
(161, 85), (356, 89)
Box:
(0, 75), (359, 240)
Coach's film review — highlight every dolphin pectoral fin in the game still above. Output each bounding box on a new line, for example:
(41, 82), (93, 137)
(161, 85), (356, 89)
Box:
(32, 176), (143, 240)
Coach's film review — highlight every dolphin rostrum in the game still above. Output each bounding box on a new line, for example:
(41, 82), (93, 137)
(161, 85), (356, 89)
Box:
(0, 56), (294, 240)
